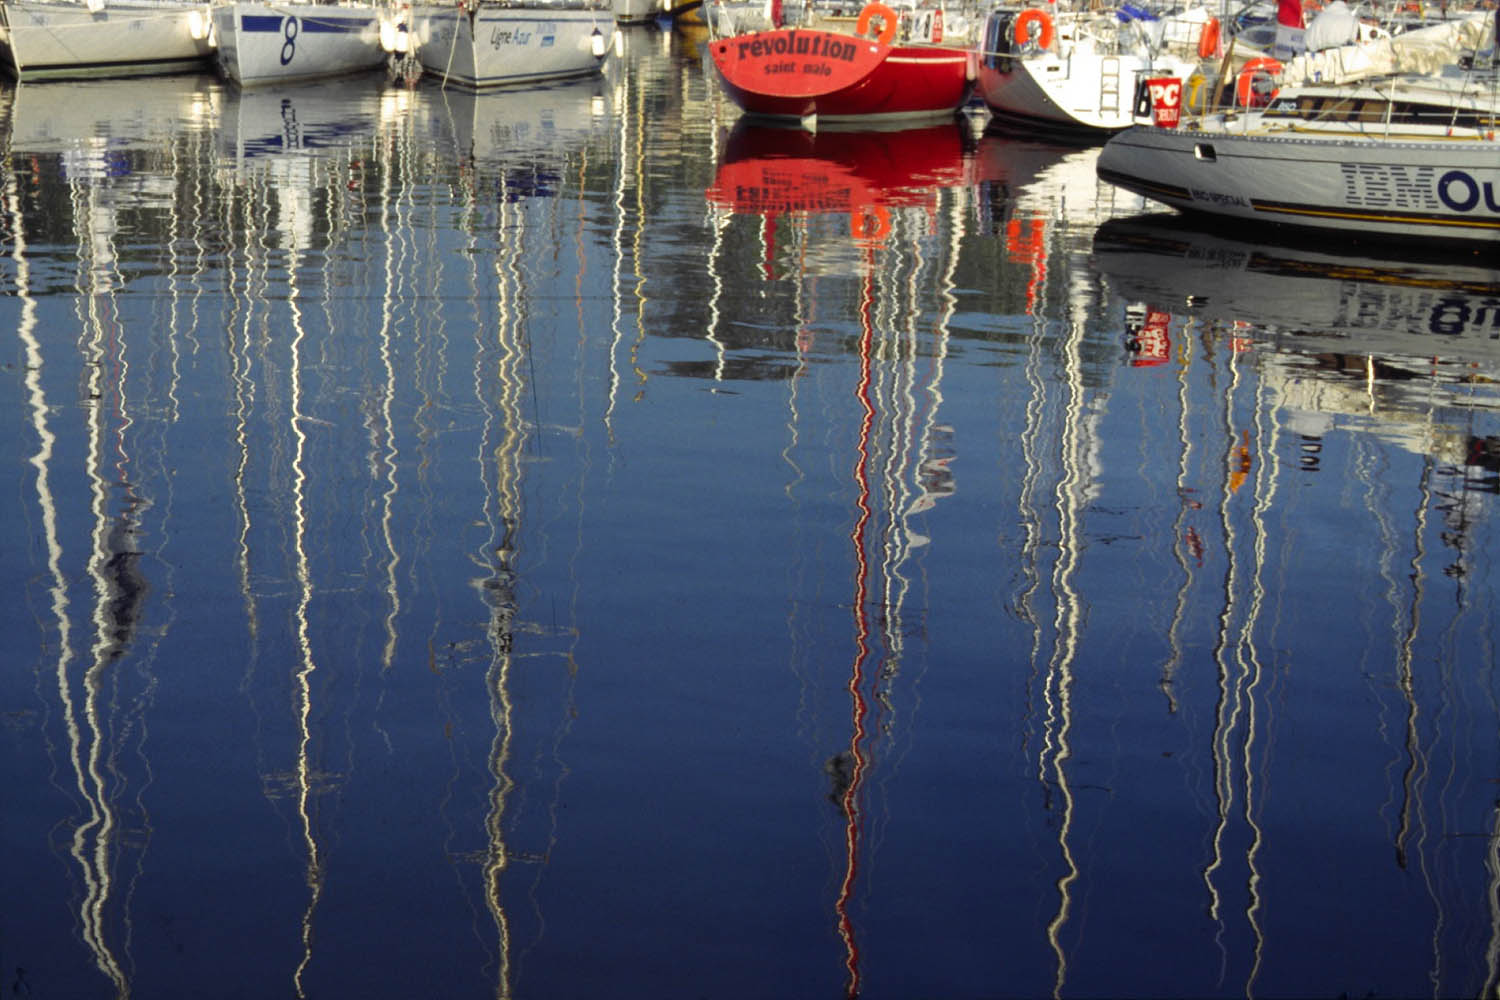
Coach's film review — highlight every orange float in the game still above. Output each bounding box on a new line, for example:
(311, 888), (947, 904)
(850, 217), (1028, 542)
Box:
(1196, 16), (1220, 58)
(855, 2), (898, 44)
(1235, 56), (1282, 107)
(1011, 8), (1055, 49)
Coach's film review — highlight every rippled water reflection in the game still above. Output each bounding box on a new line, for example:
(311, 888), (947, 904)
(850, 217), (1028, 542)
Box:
(2, 27), (1498, 1000)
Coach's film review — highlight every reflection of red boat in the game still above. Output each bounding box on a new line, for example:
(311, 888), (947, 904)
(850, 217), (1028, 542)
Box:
(708, 3), (976, 124)
(706, 119), (974, 232)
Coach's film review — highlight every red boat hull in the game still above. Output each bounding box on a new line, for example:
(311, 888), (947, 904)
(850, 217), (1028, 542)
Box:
(710, 28), (974, 123)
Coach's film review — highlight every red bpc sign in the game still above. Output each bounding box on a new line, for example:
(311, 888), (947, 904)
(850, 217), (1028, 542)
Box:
(1146, 77), (1182, 128)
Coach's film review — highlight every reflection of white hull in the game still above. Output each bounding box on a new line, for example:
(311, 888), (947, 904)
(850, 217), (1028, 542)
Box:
(218, 75), (384, 162)
(612, 0), (653, 24)
(412, 74), (607, 160)
(1093, 214), (1500, 363)
(211, 1), (384, 86)
(1097, 124), (1500, 242)
(409, 5), (611, 88)
(0, 0), (214, 80)
(7, 73), (221, 151)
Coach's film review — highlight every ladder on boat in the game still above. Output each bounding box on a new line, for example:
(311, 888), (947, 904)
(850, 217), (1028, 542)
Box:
(1100, 55), (1121, 113)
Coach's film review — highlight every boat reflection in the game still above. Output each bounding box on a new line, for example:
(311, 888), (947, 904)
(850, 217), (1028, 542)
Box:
(709, 118), (969, 995)
(410, 75), (612, 170)
(210, 79), (586, 996)
(218, 75), (385, 167)
(972, 124), (1143, 241)
(707, 118), (976, 254)
(5, 73), (222, 155)
(3, 73), (208, 998)
(1087, 212), (1499, 996)
(1092, 213), (1500, 367)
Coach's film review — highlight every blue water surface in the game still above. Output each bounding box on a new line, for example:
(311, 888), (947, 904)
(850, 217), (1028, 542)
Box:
(2, 30), (1499, 1000)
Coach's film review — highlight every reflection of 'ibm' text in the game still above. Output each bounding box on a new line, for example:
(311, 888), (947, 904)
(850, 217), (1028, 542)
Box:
(1340, 163), (1500, 214)
(1333, 282), (1500, 339)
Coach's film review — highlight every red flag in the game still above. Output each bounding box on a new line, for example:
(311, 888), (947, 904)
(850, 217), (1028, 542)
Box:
(1274, 0), (1304, 58)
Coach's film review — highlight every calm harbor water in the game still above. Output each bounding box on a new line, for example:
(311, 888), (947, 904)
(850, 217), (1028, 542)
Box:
(3, 26), (1499, 1000)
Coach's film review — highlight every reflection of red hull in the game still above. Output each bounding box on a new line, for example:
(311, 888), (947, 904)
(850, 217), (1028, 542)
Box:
(710, 28), (974, 123)
(708, 120), (973, 215)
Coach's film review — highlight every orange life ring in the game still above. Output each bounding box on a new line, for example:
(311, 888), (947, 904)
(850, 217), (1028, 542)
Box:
(1235, 56), (1282, 107)
(1011, 8), (1054, 49)
(855, 2), (898, 45)
(1196, 16), (1220, 59)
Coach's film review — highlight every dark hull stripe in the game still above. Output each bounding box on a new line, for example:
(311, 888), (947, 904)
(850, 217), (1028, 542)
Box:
(1096, 166), (1190, 203)
(239, 14), (374, 31)
(10, 56), (209, 77)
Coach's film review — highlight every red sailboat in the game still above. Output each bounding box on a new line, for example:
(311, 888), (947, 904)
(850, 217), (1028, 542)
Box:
(708, 1), (978, 124)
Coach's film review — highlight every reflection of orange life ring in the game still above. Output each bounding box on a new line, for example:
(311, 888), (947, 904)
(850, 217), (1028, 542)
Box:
(1235, 56), (1282, 107)
(1012, 8), (1054, 49)
(855, 2), (897, 44)
(851, 205), (891, 242)
(1196, 16), (1220, 58)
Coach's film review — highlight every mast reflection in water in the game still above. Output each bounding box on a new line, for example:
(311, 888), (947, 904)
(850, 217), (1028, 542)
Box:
(2, 37), (1498, 1000)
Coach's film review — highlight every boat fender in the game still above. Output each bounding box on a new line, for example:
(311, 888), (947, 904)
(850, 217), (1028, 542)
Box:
(932, 6), (943, 43)
(1011, 8), (1054, 50)
(1183, 72), (1208, 113)
(1235, 56), (1281, 107)
(855, 2), (898, 44)
(1196, 16), (1220, 58)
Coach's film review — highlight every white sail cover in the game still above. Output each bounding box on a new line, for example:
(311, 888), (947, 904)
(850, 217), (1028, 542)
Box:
(1302, 0), (1358, 52)
(1278, 11), (1494, 85)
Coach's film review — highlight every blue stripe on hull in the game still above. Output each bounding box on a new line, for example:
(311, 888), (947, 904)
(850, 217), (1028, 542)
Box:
(238, 14), (374, 31)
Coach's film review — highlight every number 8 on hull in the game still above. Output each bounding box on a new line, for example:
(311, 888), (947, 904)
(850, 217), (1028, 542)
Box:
(212, 1), (385, 86)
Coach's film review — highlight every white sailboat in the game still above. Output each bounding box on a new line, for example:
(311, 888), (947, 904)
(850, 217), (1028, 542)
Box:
(975, 4), (1222, 130)
(0, 0), (216, 80)
(1095, 12), (1500, 241)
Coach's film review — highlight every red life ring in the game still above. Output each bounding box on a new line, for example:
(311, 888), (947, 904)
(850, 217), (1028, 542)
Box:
(1235, 56), (1282, 107)
(1011, 8), (1054, 49)
(855, 2), (898, 44)
(1197, 16), (1220, 58)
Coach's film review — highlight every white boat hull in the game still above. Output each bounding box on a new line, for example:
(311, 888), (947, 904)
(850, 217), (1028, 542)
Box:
(1097, 125), (1500, 242)
(978, 50), (1202, 131)
(211, 2), (385, 86)
(0, 0), (214, 80)
(976, 8), (1213, 131)
(408, 5), (611, 89)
